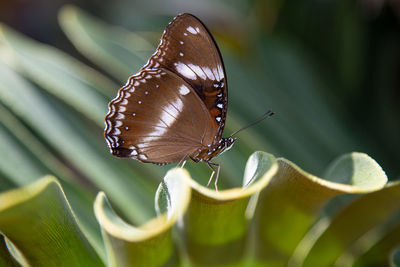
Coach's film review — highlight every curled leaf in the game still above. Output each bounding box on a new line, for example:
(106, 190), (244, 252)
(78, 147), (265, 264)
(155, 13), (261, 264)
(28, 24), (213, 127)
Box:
(182, 151), (278, 266)
(0, 176), (103, 266)
(301, 182), (400, 267)
(254, 152), (387, 264)
(94, 168), (191, 267)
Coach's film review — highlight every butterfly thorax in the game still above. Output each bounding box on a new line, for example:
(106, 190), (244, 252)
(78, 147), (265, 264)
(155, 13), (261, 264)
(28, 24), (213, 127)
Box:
(190, 137), (236, 162)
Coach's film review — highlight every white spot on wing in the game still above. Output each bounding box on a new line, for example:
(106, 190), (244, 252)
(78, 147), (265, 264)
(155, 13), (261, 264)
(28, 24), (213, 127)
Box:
(174, 62), (197, 80)
(188, 63), (206, 80)
(129, 146), (138, 156)
(161, 98), (183, 125)
(179, 85), (190, 95)
(203, 66), (215, 80)
(187, 26), (198, 34)
(144, 95), (184, 141)
(113, 128), (121, 135)
(217, 64), (224, 80)
(138, 154), (148, 160)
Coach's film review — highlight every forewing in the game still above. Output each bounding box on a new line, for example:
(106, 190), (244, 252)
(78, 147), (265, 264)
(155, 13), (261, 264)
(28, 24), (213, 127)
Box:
(145, 13), (228, 141)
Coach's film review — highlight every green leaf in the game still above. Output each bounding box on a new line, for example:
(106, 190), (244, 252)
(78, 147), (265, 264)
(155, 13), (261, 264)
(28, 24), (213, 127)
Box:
(300, 181), (400, 267)
(94, 152), (277, 267)
(59, 5), (153, 81)
(0, 103), (77, 187)
(94, 168), (192, 267)
(0, 23), (116, 126)
(0, 120), (44, 186)
(182, 151), (277, 266)
(323, 152), (387, 189)
(0, 104), (104, 258)
(351, 217), (400, 267)
(0, 176), (104, 266)
(254, 152), (387, 264)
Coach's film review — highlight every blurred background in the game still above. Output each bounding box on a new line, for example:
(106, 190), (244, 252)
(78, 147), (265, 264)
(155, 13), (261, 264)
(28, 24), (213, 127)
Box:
(0, 0), (399, 226)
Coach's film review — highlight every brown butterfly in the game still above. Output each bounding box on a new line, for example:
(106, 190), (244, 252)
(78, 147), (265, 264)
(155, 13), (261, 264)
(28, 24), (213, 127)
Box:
(105, 13), (273, 188)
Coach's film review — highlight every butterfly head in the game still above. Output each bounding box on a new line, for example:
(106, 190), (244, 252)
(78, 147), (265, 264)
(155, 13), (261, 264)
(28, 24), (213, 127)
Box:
(219, 137), (236, 155)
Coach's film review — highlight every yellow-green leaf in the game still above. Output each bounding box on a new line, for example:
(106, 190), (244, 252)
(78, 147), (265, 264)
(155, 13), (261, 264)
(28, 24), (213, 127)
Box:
(94, 168), (191, 267)
(352, 216), (400, 267)
(0, 176), (104, 266)
(255, 152), (387, 264)
(182, 151), (277, 266)
(301, 182), (400, 267)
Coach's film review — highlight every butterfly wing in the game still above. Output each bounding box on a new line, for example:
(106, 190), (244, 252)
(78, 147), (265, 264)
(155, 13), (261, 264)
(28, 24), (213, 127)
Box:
(145, 13), (228, 142)
(105, 68), (216, 164)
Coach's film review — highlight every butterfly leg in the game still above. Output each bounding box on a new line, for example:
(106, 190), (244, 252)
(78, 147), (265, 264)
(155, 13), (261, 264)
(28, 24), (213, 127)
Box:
(177, 155), (188, 168)
(206, 161), (220, 191)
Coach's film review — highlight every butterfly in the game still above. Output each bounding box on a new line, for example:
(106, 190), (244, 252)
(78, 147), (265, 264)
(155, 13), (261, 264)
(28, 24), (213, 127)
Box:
(105, 13), (236, 188)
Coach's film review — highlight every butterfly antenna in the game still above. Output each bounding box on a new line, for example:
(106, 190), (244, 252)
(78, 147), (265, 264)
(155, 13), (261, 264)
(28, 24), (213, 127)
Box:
(229, 110), (275, 137)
